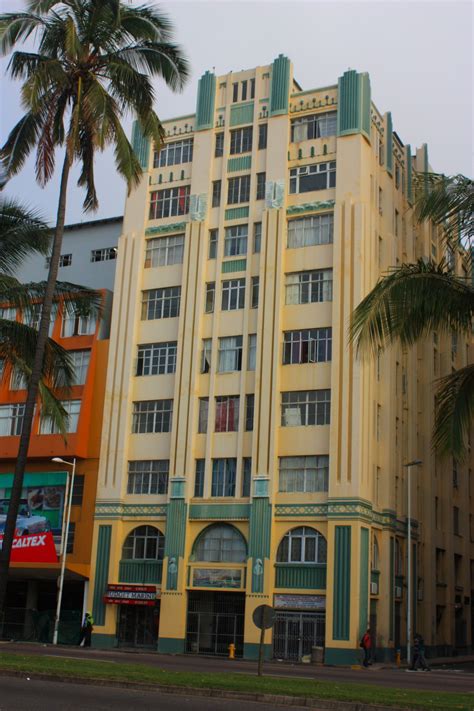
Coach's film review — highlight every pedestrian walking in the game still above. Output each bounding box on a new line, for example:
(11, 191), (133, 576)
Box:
(78, 612), (94, 647)
(410, 633), (430, 671)
(360, 627), (372, 667)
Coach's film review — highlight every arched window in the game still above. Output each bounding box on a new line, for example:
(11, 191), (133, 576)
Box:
(277, 527), (327, 564)
(372, 536), (380, 571)
(193, 524), (247, 563)
(122, 526), (165, 561)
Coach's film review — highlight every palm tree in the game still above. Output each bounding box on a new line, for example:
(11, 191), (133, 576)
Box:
(351, 173), (474, 462)
(0, 0), (189, 615)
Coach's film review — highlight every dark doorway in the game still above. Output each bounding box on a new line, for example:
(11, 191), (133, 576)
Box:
(186, 591), (245, 656)
(117, 603), (159, 648)
(273, 611), (325, 661)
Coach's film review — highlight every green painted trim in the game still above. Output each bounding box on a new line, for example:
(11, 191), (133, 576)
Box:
(91, 633), (117, 649)
(230, 102), (254, 127)
(286, 200), (335, 216)
(248, 498), (271, 593)
(225, 206), (249, 221)
(243, 642), (272, 660)
(324, 647), (361, 666)
(118, 559), (163, 585)
(333, 525), (351, 640)
(259, 98), (269, 103)
(158, 637), (186, 654)
(227, 155), (252, 172)
(222, 258), (247, 274)
(337, 70), (371, 141)
(196, 71), (216, 131)
(385, 112), (393, 175)
(92, 525), (112, 626)
(131, 121), (150, 169)
(389, 537), (394, 640)
(275, 563), (326, 590)
(359, 528), (369, 635)
(275, 504), (328, 517)
(94, 502), (167, 519)
(145, 222), (187, 236)
(189, 503), (250, 520)
(164, 499), (187, 590)
(0, 471), (67, 487)
(270, 54), (290, 116)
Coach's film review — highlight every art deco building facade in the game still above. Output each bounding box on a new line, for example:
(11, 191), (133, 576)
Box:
(88, 57), (473, 661)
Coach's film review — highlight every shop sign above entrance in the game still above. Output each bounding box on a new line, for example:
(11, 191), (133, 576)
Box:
(274, 594), (325, 611)
(104, 584), (157, 606)
(0, 531), (58, 563)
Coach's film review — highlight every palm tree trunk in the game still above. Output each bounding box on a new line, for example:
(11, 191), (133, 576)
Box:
(0, 152), (71, 620)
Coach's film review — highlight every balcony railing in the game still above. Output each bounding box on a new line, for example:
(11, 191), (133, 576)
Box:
(118, 559), (163, 585)
(275, 563), (326, 590)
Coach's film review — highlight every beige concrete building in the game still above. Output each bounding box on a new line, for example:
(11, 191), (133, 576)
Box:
(88, 56), (473, 662)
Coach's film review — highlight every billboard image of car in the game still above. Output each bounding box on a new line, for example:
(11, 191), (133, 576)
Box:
(0, 499), (52, 537)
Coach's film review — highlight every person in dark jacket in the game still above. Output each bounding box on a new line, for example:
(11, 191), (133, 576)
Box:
(410, 633), (430, 671)
(360, 628), (372, 667)
(78, 612), (94, 647)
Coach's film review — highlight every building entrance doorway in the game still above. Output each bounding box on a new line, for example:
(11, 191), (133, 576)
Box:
(186, 591), (245, 656)
(273, 611), (325, 661)
(117, 603), (159, 648)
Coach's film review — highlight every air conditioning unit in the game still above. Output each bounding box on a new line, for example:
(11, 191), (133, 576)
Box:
(370, 581), (379, 595)
(395, 586), (402, 599)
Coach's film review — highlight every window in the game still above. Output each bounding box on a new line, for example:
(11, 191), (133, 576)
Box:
(39, 399), (81, 434)
(0, 307), (16, 321)
(378, 138), (384, 166)
(208, 229), (218, 259)
(136, 342), (177, 376)
(283, 328), (332, 364)
(0, 358), (4, 381)
(250, 78), (255, 99)
(394, 209), (399, 237)
(376, 404), (381, 440)
(290, 112), (337, 142)
(232, 82), (238, 102)
(222, 278), (245, 310)
(245, 394), (254, 431)
(205, 282), (215, 313)
(228, 175), (251, 204)
(153, 138), (193, 167)
(378, 187), (383, 215)
(230, 127), (252, 155)
(395, 164), (400, 189)
(194, 522), (246, 560)
(61, 312), (96, 337)
(258, 123), (267, 150)
(10, 369), (28, 391)
(211, 461), (237, 497)
(66, 522), (76, 554)
(279, 456), (329, 492)
(127, 460), (169, 495)
(289, 162), (336, 194)
(212, 180), (221, 208)
(241, 80), (247, 101)
(69, 350), (91, 384)
(0, 403), (25, 436)
(59, 254), (72, 267)
(281, 389), (331, 426)
(372, 537), (380, 571)
(218, 336), (242, 372)
(71, 475), (85, 506)
(194, 459), (205, 497)
(250, 277), (260, 309)
(256, 172), (266, 201)
(122, 526), (164, 560)
(24, 303), (42, 330)
(132, 400), (173, 433)
(242, 458), (252, 497)
(247, 334), (257, 370)
(198, 398), (209, 433)
(91, 247), (116, 262)
(253, 222), (262, 253)
(149, 186), (190, 220)
(215, 395), (239, 432)
(285, 269), (333, 304)
(453, 460), (458, 488)
(287, 214), (334, 248)
(141, 287), (180, 320)
(224, 224), (248, 256)
(201, 338), (212, 374)
(144, 234), (184, 267)
(453, 506), (460, 536)
(277, 527), (327, 564)
(215, 132), (224, 157)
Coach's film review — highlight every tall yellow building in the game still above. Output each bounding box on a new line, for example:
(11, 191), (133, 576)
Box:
(88, 57), (473, 662)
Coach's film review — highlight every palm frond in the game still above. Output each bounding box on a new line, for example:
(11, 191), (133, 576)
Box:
(0, 197), (51, 274)
(434, 364), (474, 462)
(1, 110), (45, 177)
(0, 276), (102, 318)
(37, 380), (69, 436)
(350, 259), (474, 356)
(0, 12), (46, 55)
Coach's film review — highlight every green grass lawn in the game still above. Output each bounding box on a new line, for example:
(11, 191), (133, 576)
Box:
(0, 652), (472, 711)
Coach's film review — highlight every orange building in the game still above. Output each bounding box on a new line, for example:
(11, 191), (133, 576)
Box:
(0, 295), (111, 643)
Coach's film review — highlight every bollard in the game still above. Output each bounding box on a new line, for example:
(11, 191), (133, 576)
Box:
(228, 643), (235, 659)
(395, 649), (401, 668)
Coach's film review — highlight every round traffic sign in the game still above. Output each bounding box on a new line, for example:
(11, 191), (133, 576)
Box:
(252, 604), (275, 629)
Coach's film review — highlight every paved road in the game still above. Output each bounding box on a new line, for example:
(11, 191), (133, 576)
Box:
(0, 677), (309, 711)
(1, 641), (474, 694)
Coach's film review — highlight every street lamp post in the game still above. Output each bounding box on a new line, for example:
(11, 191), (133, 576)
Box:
(403, 460), (422, 666)
(51, 457), (76, 645)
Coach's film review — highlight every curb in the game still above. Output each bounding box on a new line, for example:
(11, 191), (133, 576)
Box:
(0, 669), (422, 711)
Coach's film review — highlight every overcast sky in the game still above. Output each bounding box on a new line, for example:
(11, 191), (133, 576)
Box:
(0, 0), (472, 225)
